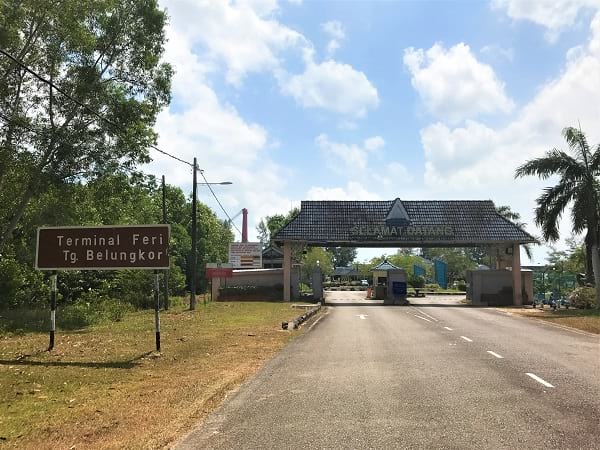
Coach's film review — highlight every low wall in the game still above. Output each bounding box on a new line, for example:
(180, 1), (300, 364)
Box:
(212, 267), (300, 301)
(225, 268), (284, 287)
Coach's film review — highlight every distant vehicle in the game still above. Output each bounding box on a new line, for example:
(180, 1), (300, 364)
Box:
(360, 280), (369, 286)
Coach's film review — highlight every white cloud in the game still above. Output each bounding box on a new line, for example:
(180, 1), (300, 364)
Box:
(147, 2), (300, 241)
(403, 43), (514, 124)
(163, 0), (305, 86)
(364, 136), (385, 151)
(492, 0), (600, 41)
(282, 59), (379, 117)
(418, 13), (600, 256)
(480, 44), (514, 61)
(306, 181), (381, 201)
(316, 134), (384, 176)
(321, 20), (345, 56)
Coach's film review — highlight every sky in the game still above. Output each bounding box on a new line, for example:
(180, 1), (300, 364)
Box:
(146, 0), (600, 264)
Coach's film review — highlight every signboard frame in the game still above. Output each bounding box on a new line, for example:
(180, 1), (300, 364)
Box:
(36, 224), (171, 271)
(228, 242), (262, 269)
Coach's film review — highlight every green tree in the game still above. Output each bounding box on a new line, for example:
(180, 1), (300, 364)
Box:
(301, 247), (333, 281)
(0, 0), (172, 252)
(515, 127), (600, 307)
(325, 247), (357, 267)
(495, 205), (535, 261)
(421, 248), (476, 284)
(256, 207), (299, 247)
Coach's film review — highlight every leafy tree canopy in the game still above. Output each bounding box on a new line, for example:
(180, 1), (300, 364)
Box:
(0, 0), (173, 251)
(515, 126), (600, 306)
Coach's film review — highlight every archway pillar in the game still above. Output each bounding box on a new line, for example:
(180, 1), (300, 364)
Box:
(512, 243), (522, 306)
(283, 242), (291, 302)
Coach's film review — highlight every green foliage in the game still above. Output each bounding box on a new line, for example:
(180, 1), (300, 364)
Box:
(515, 126), (600, 290)
(408, 274), (425, 288)
(568, 287), (597, 309)
(301, 247), (333, 280)
(326, 247), (357, 267)
(256, 208), (299, 247)
(0, 250), (48, 308)
(0, 0), (173, 250)
(421, 248), (476, 283)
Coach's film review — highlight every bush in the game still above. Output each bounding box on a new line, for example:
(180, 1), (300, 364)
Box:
(425, 283), (441, 291)
(0, 254), (49, 308)
(457, 281), (467, 292)
(408, 274), (425, 289)
(568, 287), (597, 309)
(60, 294), (135, 329)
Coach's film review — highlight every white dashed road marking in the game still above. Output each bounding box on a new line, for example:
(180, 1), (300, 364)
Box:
(356, 314), (368, 320)
(487, 351), (504, 359)
(526, 373), (555, 388)
(414, 308), (439, 322)
(460, 336), (473, 342)
(414, 315), (432, 322)
(444, 327), (453, 331)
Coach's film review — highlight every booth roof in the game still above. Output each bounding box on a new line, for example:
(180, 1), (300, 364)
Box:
(369, 259), (400, 271)
(274, 199), (537, 247)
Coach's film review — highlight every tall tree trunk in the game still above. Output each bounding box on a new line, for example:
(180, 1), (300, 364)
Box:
(585, 231), (595, 284)
(593, 243), (600, 309)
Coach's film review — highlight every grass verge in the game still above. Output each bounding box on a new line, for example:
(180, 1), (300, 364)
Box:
(0, 300), (302, 449)
(500, 307), (600, 334)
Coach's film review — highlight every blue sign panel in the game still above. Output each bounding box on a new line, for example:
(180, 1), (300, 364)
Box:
(414, 265), (426, 277)
(434, 259), (447, 289)
(392, 281), (407, 295)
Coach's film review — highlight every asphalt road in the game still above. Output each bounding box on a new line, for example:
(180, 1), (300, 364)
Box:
(175, 292), (600, 449)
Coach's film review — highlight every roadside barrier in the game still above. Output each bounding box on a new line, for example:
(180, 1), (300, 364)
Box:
(282, 303), (321, 330)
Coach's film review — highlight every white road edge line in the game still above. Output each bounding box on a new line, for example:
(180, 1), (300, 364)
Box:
(414, 308), (439, 322)
(487, 350), (504, 359)
(444, 326), (453, 331)
(526, 373), (555, 388)
(414, 315), (432, 322)
(460, 336), (473, 342)
(308, 315), (324, 331)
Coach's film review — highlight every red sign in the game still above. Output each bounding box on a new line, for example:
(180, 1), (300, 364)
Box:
(36, 225), (170, 270)
(206, 268), (233, 278)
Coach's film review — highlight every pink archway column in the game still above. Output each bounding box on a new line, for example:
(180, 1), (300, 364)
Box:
(283, 242), (291, 302)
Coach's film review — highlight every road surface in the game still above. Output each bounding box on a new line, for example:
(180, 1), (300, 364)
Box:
(176, 292), (600, 449)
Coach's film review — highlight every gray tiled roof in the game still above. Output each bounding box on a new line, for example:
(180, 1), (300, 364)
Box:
(274, 199), (537, 247)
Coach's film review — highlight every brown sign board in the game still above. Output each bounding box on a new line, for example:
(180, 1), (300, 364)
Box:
(205, 268), (233, 278)
(36, 225), (170, 270)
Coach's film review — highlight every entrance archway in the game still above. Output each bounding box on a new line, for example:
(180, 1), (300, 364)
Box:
(274, 198), (536, 305)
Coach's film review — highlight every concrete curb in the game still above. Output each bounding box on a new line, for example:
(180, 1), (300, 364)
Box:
(282, 303), (321, 330)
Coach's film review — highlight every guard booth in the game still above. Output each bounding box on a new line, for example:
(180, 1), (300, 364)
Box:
(274, 198), (537, 305)
(368, 259), (407, 304)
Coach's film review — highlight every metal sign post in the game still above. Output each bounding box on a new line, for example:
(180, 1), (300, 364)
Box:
(48, 271), (57, 351)
(154, 270), (161, 352)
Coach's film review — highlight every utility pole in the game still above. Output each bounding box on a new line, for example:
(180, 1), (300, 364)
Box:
(162, 175), (169, 310)
(190, 158), (197, 310)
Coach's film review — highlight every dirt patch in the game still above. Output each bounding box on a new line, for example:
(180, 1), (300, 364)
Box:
(499, 307), (600, 334)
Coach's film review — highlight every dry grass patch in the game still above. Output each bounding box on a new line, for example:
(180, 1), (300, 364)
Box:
(0, 300), (305, 449)
(500, 307), (600, 334)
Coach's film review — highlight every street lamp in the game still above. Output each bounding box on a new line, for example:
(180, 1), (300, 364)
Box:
(189, 158), (232, 310)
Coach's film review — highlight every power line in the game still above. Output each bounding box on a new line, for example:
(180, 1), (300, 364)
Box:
(0, 47), (192, 167)
(198, 169), (243, 236)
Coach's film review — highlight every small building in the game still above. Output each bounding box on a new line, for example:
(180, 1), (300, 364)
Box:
(262, 245), (283, 268)
(370, 259), (400, 287)
(332, 266), (360, 282)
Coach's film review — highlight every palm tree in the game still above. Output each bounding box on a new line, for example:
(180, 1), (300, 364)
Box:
(496, 205), (535, 260)
(515, 127), (600, 307)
